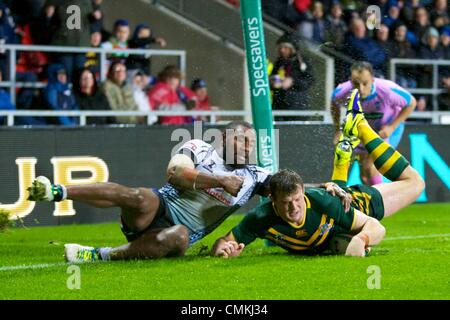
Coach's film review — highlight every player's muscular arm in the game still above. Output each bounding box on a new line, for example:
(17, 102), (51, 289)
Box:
(212, 232), (245, 258)
(346, 209), (386, 257)
(380, 97), (417, 138)
(166, 154), (244, 196)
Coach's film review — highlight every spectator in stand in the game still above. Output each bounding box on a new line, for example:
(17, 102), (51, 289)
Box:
(0, 2), (18, 78)
(0, 68), (15, 125)
(127, 24), (167, 75)
(15, 23), (47, 110)
(285, 0), (312, 27)
(383, 4), (401, 30)
(343, 17), (386, 76)
(49, 0), (94, 82)
(29, 2), (56, 45)
(148, 65), (194, 125)
(298, 1), (327, 44)
(429, 0), (449, 29)
(441, 26), (450, 59)
(8, 0), (45, 26)
(325, 1), (347, 50)
(438, 76), (450, 110)
(418, 27), (444, 88)
(0, 69), (46, 125)
(130, 69), (157, 125)
(89, 0), (110, 41)
(411, 7), (431, 47)
(44, 64), (79, 126)
(440, 26), (450, 77)
(74, 68), (115, 125)
(392, 23), (418, 88)
(400, 0), (421, 26)
(85, 29), (102, 80)
(102, 19), (130, 65)
(375, 24), (396, 77)
(102, 61), (141, 124)
(270, 34), (314, 120)
(190, 78), (217, 122)
(418, 27), (445, 60)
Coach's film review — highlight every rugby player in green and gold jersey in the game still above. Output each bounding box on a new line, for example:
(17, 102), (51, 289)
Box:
(212, 89), (425, 257)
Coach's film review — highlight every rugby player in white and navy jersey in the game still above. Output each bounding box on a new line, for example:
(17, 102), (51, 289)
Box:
(27, 121), (273, 262)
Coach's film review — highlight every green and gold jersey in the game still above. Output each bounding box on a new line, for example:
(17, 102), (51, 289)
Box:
(232, 188), (357, 253)
(232, 185), (384, 254)
(343, 184), (385, 221)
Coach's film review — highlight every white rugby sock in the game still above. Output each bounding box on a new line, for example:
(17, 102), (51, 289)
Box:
(98, 247), (112, 261)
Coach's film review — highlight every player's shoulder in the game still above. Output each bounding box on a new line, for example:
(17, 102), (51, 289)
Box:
(246, 165), (271, 181)
(375, 78), (406, 92)
(248, 165), (271, 175)
(332, 80), (352, 100)
(181, 139), (214, 152)
(247, 198), (275, 220)
(305, 187), (335, 206)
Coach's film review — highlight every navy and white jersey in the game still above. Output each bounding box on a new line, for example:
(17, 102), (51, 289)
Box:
(159, 139), (270, 245)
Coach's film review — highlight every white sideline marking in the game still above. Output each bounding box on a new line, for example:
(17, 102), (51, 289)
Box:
(1, 233), (449, 272)
(0, 262), (68, 272)
(384, 233), (450, 241)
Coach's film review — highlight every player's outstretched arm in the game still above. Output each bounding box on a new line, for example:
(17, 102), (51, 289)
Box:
(212, 232), (245, 258)
(166, 154), (244, 196)
(380, 96), (417, 138)
(346, 209), (386, 257)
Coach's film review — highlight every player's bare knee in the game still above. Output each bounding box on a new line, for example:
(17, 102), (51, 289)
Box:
(129, 188), (150, 212)
(157, 225), (189, 255)
(407, 168), (425, 197)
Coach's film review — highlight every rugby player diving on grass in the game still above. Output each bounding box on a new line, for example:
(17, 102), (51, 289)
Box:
(27, 121), (273, 262)
(212, 89), (425, 258)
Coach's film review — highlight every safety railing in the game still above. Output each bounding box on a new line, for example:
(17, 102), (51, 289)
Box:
(0, 44), (186, 105)
(1, 110), (449, 126)
(0, 110), (333, 126)
(389, 58), (450, 111)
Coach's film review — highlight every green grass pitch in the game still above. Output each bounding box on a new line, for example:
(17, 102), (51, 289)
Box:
(0, 203), (449, 300)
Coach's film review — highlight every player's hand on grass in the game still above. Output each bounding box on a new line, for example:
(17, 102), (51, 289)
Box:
(220, 175), (245, 197)
(213, 239), (245, 258)
(345, 236), (366, 257)
(323, 182), (352, 212)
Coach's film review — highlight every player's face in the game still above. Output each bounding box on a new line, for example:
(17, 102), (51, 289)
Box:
(224, 127), (256, 167)
(351, 69), (374, 99)
(272, 186), (305, 225)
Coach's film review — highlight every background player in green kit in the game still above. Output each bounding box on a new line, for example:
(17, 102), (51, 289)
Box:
(212, 89), (425, 258)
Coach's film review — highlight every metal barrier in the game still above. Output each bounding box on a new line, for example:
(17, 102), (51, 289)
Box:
(1, 109), (449, 126)
(0, 44), (186, 105)
(389, 58), (450, 111)
(0, 110), (333, 126)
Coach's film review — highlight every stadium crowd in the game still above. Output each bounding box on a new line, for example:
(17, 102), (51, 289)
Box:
(0, 0), (218, 126)
(260, 0), (450, 111)
(1, 0), (450, 126)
